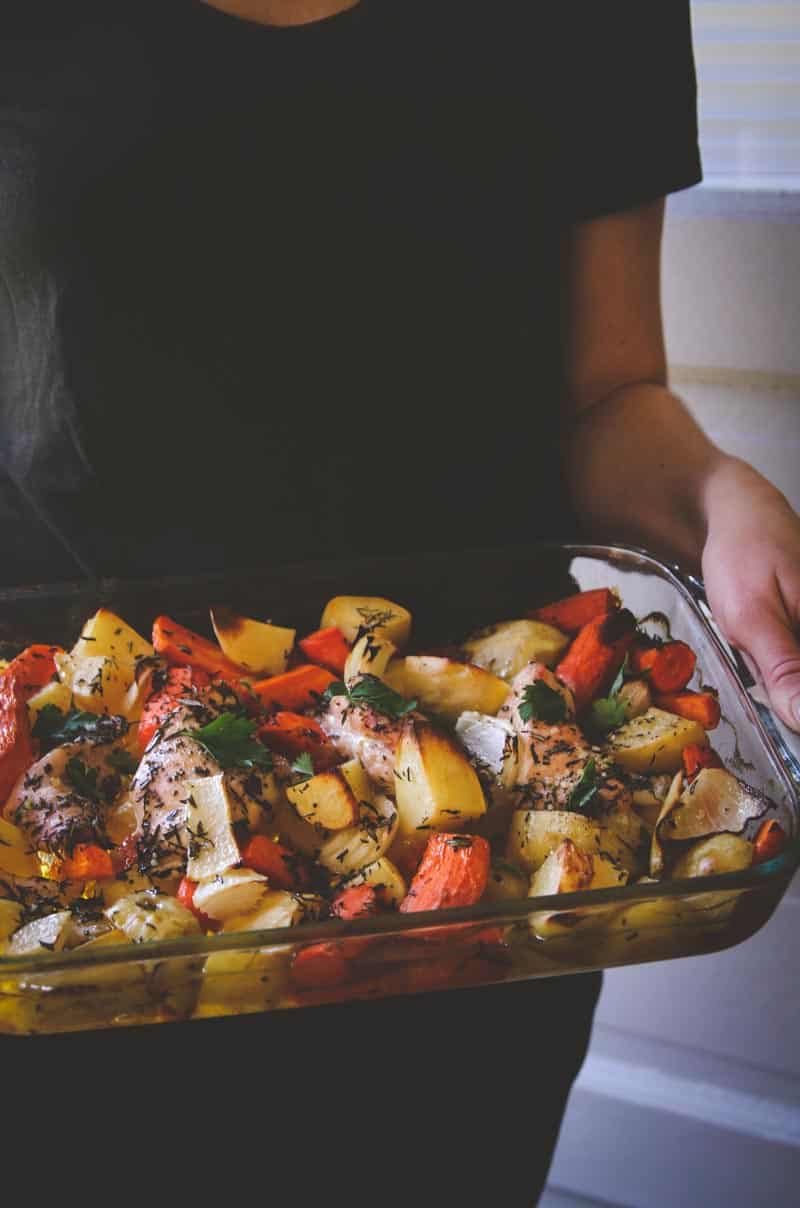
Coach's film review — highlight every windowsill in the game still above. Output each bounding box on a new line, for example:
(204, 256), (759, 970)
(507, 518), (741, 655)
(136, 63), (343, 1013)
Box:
(668, 180), (800, 222)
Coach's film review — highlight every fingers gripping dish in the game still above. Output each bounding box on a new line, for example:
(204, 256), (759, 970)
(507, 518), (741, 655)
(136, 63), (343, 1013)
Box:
(0, 587), (788, 1017)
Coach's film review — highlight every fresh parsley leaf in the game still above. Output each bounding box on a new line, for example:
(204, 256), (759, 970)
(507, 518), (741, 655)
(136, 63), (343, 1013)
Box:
(65, 757), (100, 800)
(181, 713), (273, 771)
(323, 675), (417, 720)
(291, 752), (315, 780)
(519, 681), (567, 724)
(106, 749), (139, 776)
(590, 695), (628, 734)
(33, 705), (129, 751)
(589, 656), (629, 735)
(567, 758), (599, 814)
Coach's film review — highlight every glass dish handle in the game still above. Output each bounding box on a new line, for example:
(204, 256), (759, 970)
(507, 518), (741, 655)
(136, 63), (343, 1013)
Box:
(674, 566), (800, 789)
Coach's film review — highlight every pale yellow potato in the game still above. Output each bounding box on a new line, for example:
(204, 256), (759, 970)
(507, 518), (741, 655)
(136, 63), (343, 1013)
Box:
(386, 655), (509, 721)
(183, 773), (243, 881)
(320, 595), (412, 648)
(26, 679), (72, 729)
(394, 722), (486, 841)
(106, 892), (201, 944)
(339, 856), (408, 907)
(528, 840), (628, 938)
(507, 809), (641, 876)
(210, 607), (295, 675)
(671, 833), (753, 880)
(7, 910), (78, 956)
(607, 707), (707, 774)
(286, 759), (372, 830)
(483, 858), (529, 904)
(530, 840), (628, 898)
(0, 817), (39, 879)
(463, 619), (570, 680)
(192, 869), (269, 922)
(67, 608), (153, 716)
(317, 793), (399, 875)
(195, 946), (290, 1018)
(344, 634), (398, 689)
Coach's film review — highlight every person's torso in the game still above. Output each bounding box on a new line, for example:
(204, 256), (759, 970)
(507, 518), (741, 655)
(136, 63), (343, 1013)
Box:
(1, 0), (571, 582)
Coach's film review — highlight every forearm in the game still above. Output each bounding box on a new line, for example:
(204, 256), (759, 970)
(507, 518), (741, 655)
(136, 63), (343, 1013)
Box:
(562, 381), (779, 572)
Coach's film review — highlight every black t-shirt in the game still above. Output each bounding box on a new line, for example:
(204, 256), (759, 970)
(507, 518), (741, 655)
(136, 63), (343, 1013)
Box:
(0, 1), (701, 584)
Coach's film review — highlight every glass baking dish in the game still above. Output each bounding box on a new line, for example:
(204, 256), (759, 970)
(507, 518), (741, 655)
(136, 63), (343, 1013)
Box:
(0, 543), (797, 1036)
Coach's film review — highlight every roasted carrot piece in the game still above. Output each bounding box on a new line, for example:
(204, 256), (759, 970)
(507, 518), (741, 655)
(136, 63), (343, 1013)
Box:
(240, 833), (308, 891)
(630, 640), (696, 694)
(331, 884), (381, 920)
(655, 689), (721, 729)
(399, 832), (490, 914)
(753, 819), (788, 865)
(62, 843), (114, 881)
(138, 665), (211, 752)
(252, 664), (336, 712)
(257, 711), (338, 768)
(291, 941), (350, 990)
(177, 876), (218, 931)
(0, 674), (35, 809)
(4, 645), (62, 701)
(682, 742), (723, 782)
(531, 589), (618, 634)
(555, 609), (636, 714)
(152, 615), (245, 681)
(298, 627), (351, 675)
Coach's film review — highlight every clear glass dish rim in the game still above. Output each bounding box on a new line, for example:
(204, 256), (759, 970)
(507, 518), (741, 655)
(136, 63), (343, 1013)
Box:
(1, 541), (797, 977)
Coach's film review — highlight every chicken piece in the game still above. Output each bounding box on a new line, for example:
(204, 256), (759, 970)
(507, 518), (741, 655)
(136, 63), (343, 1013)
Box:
(130, 682), (273, 873)
(6, 739), (128, 854)
(318, 695), (408, 792)
(498, 661), (576, 729)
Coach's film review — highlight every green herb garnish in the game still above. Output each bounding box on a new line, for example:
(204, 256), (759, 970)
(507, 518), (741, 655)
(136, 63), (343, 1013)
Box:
(65, 757), (100, 800)
(180, 713), (273, 771)
(519, 681), (568, 724)
(291, 752), (315, 780)
(589, 656), (629, 734)
(33, 705), (128, 750)
(323, 675), (417, 720)
(567, 758), (599, 814)
(106, 749), (139, 775)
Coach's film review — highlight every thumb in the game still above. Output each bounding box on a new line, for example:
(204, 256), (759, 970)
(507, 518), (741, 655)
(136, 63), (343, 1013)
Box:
(737, 609), (800, 734)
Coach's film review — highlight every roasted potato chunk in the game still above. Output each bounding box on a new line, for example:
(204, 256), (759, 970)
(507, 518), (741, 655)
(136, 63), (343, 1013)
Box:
(463, 619), (570, 680)
(608, 707), (707, 774)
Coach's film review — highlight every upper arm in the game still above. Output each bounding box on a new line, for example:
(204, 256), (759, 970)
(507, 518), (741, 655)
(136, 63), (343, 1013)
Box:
(561, 198), (668, 416)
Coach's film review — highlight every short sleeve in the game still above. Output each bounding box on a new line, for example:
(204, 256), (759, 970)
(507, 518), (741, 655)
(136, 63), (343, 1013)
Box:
(556, 1), (703, 222)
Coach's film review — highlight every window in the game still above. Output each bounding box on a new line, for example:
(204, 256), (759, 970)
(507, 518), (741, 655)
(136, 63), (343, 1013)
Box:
(692, 1), (800, 189)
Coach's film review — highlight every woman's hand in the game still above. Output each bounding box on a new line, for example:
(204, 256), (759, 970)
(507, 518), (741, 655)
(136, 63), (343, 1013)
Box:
(702, 459), (800, 733)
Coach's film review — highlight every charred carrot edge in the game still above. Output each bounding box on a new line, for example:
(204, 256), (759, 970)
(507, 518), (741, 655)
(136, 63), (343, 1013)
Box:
(62, 843), (114, 881)
(0, 676), (35, 809)
(682, 742), (723, 781)
(400, 832), (490, 914)
(138, 665), (211, 752)
(252, 664), (336, 712)
(177, 876), (219, 932)
(298, 627), (351, 675)
(152, 615), (245, 680)
(555, 609), (636, 714)
(331, 885), (380, 920)
(257, 711), (338, 768)
(531, 589), (619, 634)
(240, 833), (308, 891)
(655, 690), (721, 729)
(753, 819), (788, 865)
(631, 640), (696, 694)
